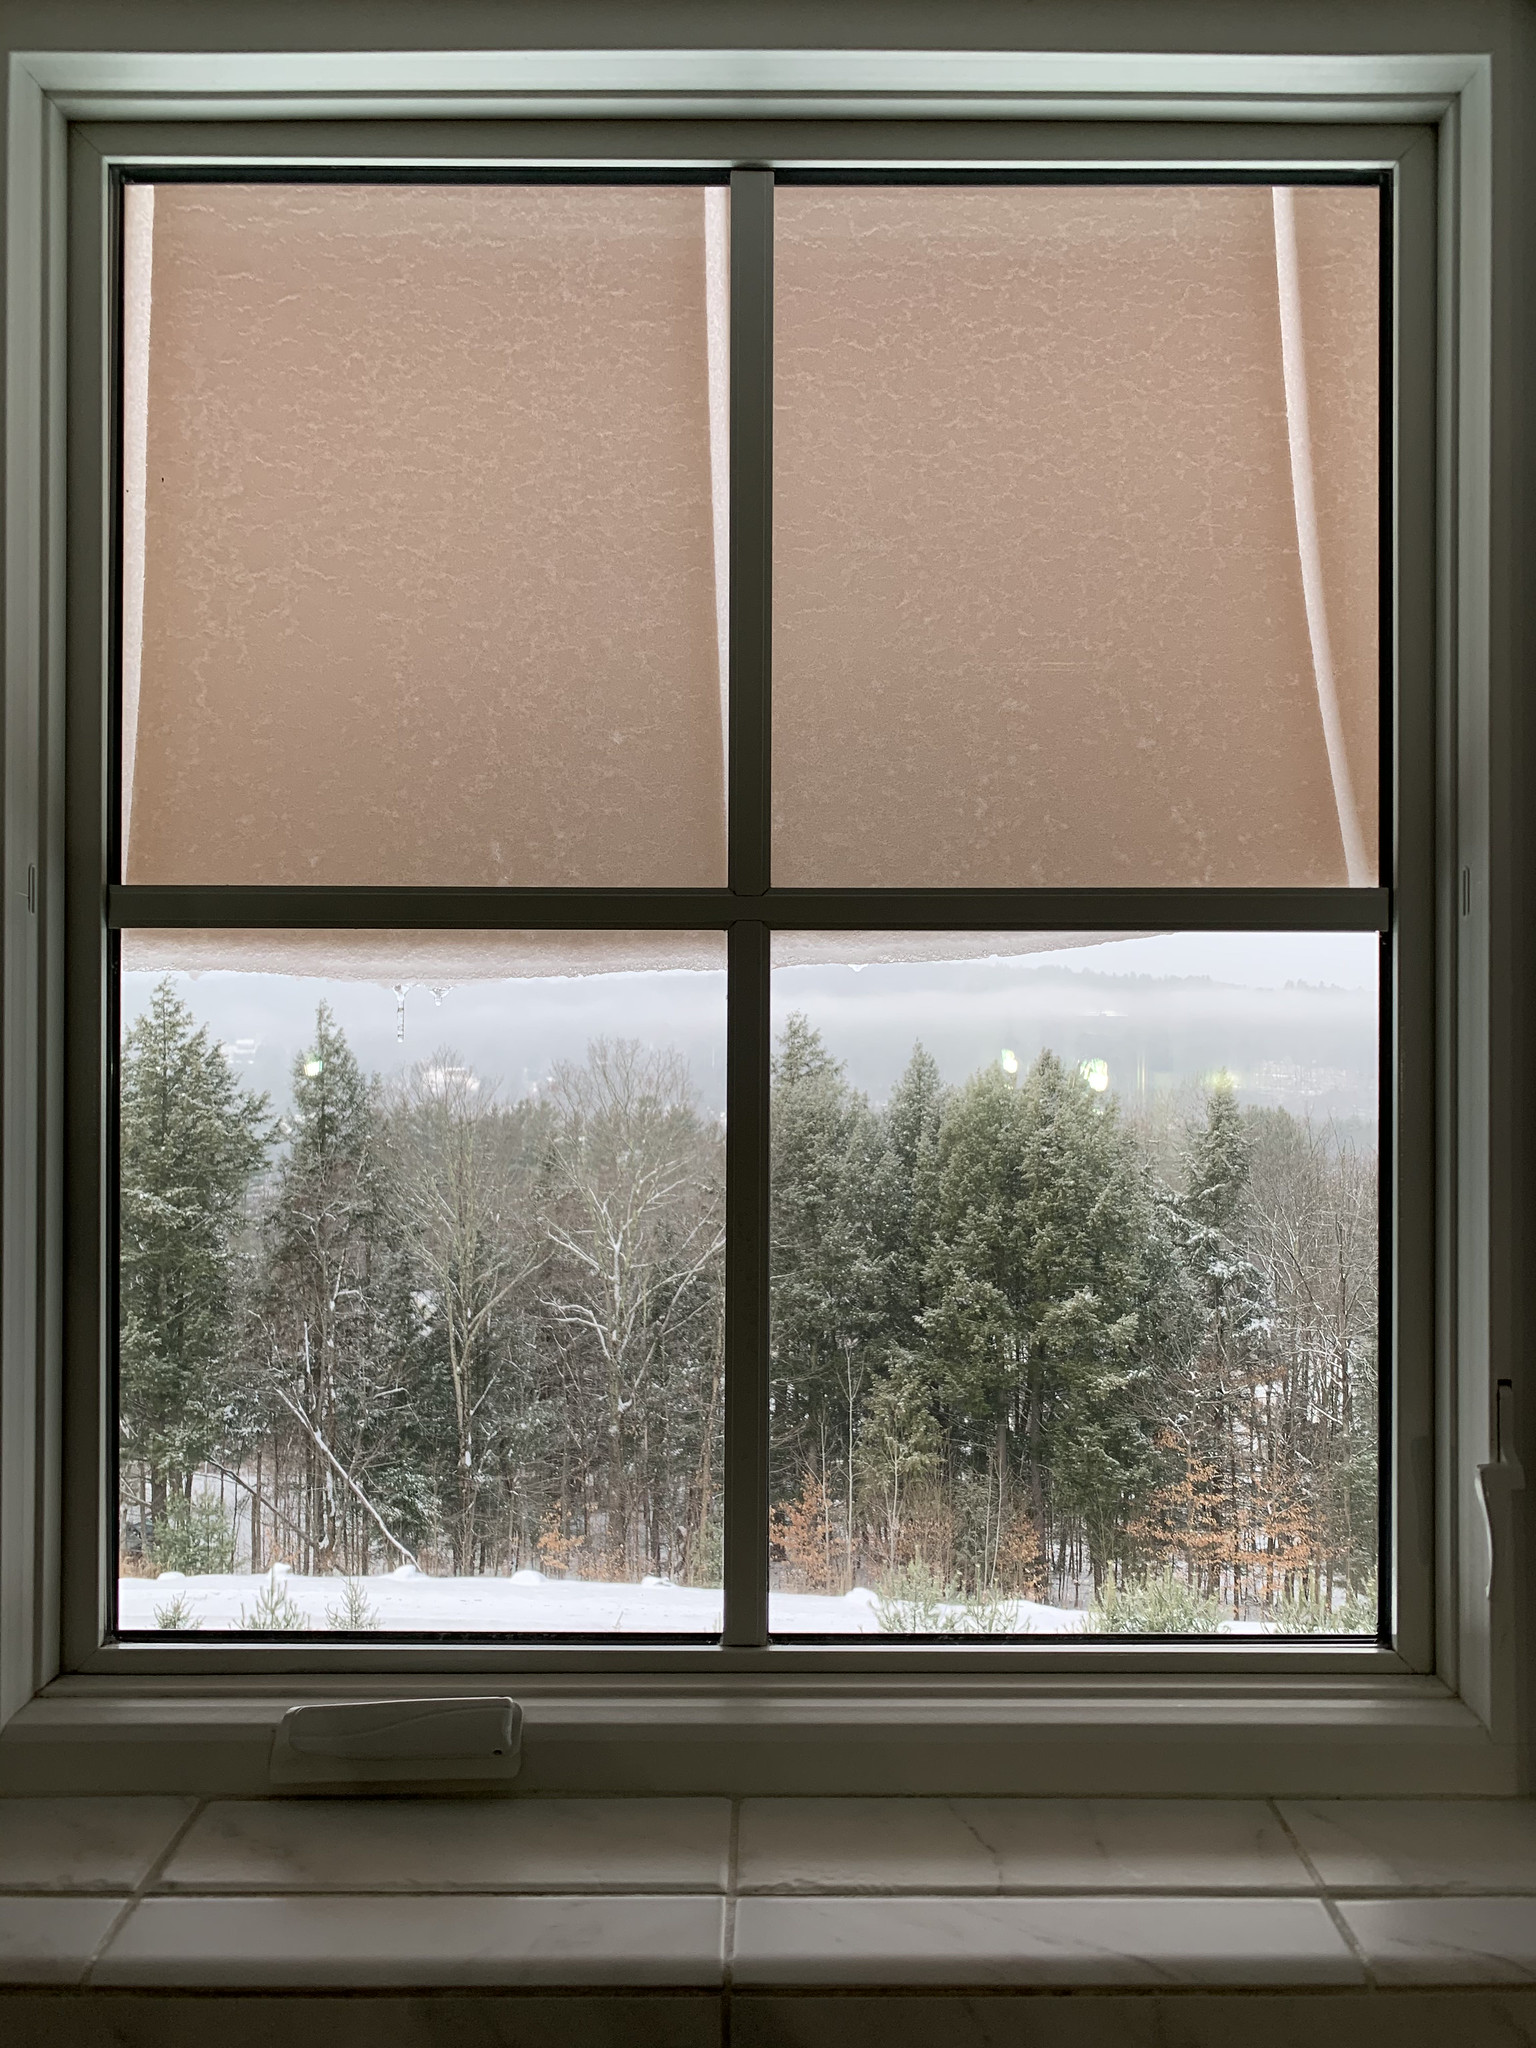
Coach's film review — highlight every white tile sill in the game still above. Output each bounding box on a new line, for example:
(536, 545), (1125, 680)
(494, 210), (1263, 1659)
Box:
(2, 1796), (1536, 1992)
(93, 1895), (728, 1988)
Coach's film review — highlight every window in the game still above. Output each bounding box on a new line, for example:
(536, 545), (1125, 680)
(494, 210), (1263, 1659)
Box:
(4, 44), (1508, 1791)
(106, 164), (1403, 1650)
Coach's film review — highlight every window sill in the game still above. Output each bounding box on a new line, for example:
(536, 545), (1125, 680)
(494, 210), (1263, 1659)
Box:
(3, 1789), (1536, 2000)
(0, 1672), (1514, 1799)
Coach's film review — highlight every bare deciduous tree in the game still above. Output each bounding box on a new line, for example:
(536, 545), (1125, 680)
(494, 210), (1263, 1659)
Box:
(541, 1040), (725, 1575)
(385, 1055), (542, 1572)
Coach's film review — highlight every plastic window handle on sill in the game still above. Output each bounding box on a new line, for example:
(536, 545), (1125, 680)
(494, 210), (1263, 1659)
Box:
(269, 1697), (523, 1787)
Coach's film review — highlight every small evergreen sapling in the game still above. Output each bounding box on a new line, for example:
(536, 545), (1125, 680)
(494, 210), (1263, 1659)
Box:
(151, 1591), (199, 1631)
(323, 1578), (380, 1630)
(874, 1557), (1018, 1635)
(1084, 1568), (1225, 1634)
(1267, 1577), (1377, 1634)
(238, 1568), (306, 1632)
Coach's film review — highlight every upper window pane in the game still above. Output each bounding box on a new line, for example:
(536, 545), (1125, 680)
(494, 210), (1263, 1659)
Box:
(773, 184), (1380, 888)
(120, 183), (729, 886)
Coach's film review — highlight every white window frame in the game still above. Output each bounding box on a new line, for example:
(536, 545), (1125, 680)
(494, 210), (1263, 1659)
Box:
(0, 44), (1514, 1797)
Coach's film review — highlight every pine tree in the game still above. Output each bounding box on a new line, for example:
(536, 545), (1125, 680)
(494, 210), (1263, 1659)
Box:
(250, 1004), (404, 1575)
(1163, 1080), (1277, 1605)
(768, 1014), (882, 1574)
(1187, 1075), (1251, 1232)
(119, 980), (271, 1559)
(921, 1051), (1158, 1591)
(866, 1043), (946, 1358)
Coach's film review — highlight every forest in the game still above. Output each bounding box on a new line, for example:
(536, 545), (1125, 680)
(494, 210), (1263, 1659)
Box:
(118, 978), (1379, 1631)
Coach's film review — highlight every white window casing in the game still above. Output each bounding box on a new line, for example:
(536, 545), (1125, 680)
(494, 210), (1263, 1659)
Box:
(0, 37), (1514, 1796)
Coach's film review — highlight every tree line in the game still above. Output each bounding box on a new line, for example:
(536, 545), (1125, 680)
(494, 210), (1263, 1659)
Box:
(769, 1015), (1377, 1621)
(119, 981), (1377, 1622)
(120, 982), (725, 1588)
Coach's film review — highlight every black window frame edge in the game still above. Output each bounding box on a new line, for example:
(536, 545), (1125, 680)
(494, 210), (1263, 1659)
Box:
(85, 132), (1421, 1675)
(0, 55), (1506, 1795)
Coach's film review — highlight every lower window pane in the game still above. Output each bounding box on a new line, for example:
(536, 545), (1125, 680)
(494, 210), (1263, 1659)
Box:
(117, 930), (726, 1635)
(768, 932), (1381, 1638)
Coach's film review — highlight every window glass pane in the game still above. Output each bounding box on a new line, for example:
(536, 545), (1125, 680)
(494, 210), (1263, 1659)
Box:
(117, 931), (726, 1635)
(121, 183), (729, 886)
(768, 932), (1380, 1636)
(773, 184), (1380, 887)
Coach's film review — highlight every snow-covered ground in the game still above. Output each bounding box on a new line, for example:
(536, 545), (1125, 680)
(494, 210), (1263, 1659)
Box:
(121, 1568), (1330, 1635)
(119, 1567), (1091, 1635)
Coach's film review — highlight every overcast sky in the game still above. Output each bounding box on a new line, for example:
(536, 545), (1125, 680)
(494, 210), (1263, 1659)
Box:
(122, 930), (1378, 1128)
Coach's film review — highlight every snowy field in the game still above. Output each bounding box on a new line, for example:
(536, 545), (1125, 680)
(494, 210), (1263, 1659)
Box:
(118, 1566), (1092, 1635)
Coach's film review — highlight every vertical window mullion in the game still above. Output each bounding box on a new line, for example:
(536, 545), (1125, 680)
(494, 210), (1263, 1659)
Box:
(722, 166), (774, 1647)
(724, 919), (771, 1647)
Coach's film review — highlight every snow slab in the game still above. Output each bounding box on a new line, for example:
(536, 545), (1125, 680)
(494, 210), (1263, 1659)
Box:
(117, 1573), (1093, 1635)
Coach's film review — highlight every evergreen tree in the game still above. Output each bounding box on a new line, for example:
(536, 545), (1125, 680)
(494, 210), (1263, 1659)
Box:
(119, 980), (271, 1555)
(249, 1004), (405, 1574)
(769, 1015), (882, 1564)
(922, 1051), (1157, 1588)
(864, 1043), (946, 1363)
(1187, 1075), (1251, 1232)
(1158, 1081), (1278, 1602)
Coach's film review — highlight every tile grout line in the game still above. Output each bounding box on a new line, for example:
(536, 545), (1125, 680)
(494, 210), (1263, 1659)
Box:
(79, 1795), (207, 1989)
(1269, 1797), (1374, 1988)
(24, 1880), (1464, 1900)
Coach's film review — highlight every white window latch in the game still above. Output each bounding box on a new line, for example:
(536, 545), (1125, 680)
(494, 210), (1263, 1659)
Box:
(269, 1696), (522, 1789)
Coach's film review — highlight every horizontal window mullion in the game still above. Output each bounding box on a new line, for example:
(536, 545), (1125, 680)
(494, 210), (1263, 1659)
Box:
(108, 883), (1391, 933)
(754, 887), (1390, 932)
(107, 884), (740, 929)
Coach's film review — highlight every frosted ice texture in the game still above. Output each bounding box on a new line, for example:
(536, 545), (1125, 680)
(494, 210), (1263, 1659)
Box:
(772, 184), (1380, 888)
